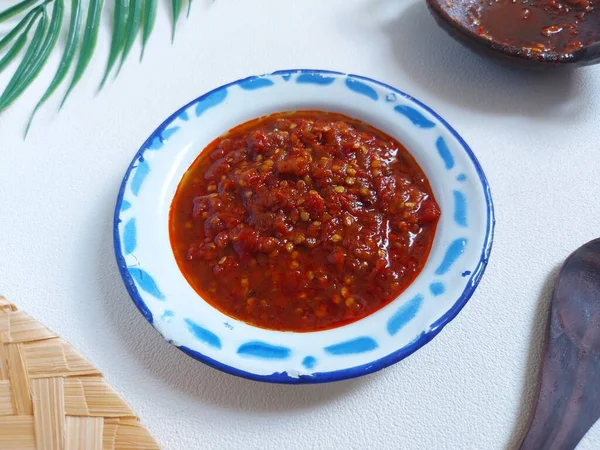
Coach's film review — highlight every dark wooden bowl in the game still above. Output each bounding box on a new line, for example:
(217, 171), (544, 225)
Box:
(426, 0), (600, 69)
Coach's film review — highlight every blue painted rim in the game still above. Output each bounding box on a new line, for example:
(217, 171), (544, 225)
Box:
(113, 69), (495, 384)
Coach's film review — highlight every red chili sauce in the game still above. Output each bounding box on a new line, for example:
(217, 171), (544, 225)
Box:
(169, 112), (441, 332)
(467, 0), (598, 54)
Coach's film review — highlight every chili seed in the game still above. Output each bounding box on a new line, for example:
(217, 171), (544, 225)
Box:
(344, 215), (353, 227)
(378, 249), (386, 257)
(345, 177), (355, 185)
(294, 233), (306, 244)
(404, 202), (415, 209)
(290, 261), (300, 269)
(285, 242), (294, 252)
(359, 187), (370, 197)
(202, 212), (209, 218)
(218, 256), (227, 265)
(301, 211), (310, 222)
(347, 167), (357, 176)
(256, 155), (263, 162)
(334, 186), (345, 193)
(241, 278), (249, 287)
(345, 297), (355, 307)
(331, 234), (342, 243)
(289, 123), (297, 129)
(307, 271), (315, 280)
(312, 221), (322, 227)
(291, 251), (299, 259)
(341, 286), (350, 298)
(332, 294), (342, 304)
(344, 275), (353, 285)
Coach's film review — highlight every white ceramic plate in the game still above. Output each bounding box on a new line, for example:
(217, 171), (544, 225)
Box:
(114, 69), (494, 383)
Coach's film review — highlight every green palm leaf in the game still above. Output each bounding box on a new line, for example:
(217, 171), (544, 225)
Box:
(0, 9), (40, 72)
(140, 0), (157, 60)
(0, 6), (40, 53)
(60, 0), (104, 108)
(0, 0), (39, 24)
(1, 0), (63, 112)
(171, 0), (183, 42)
(0, 0), (198, 135)
(0, 10), (47, 110)
(118, 0), (141, 73)
(99, 0), (129, 89)
(26, 0), (83, 133)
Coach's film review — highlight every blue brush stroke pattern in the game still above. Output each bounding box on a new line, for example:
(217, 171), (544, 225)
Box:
(121, 200), (131, 211)
(430, 282), (446, 296)
(436, 136), (455, 170)
(123, 219), (136, 255)
(453, 190), (468, 227)
(461, 271), (472, 277)
(302, 356), (317, 370)
(129, 268), (165, 300)
(239, 77), (275, 90)
(325, 337), (378, 355)
(196, 88), (228, 117)
(162, 126), (180, 140)
(185, 318), (222, 349)
(296, 73), (336, 85)
(345, 78), (379, 100)
(237, 341), (291, 359)
(394, 105), (436, 129)
(131, 159), (150, 196)
(457, 173), (467, 182)
(435, 238), (468, 275)
(147, 136), (163, 150)
(161, 310), (174, 320)
(282, 73), (292, 81)
(387, 295), (424, 336)
(179, 110), (189, 121)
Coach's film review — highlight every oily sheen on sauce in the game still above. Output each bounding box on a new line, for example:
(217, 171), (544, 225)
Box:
(169, 112), (441, 332)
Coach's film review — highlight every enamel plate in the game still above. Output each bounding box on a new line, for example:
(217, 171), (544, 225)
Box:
(114, 69), (494, 383)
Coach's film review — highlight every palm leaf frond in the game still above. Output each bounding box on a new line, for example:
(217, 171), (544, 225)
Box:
(0, 9), (41, 72)
(0, 9), (47, 111)
(171, 0), (183, 42)
(118, 0), (142, 73)
(100, 0), (129, 89)
(60, 0), (104, 108)
(0, 6), (40, 52)
(26, 0), (82, 133)
(140, 0), (157, 60)
(0, 0), (39, 24)
(3, 0), (63, 109)
(0, 0), (196, 136)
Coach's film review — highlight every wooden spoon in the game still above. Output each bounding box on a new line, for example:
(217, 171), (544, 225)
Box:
(520, 238), (600, 450)
(426, 0), (600, 68)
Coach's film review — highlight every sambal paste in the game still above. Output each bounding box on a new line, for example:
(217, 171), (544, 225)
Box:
(169, 112), (441, 332)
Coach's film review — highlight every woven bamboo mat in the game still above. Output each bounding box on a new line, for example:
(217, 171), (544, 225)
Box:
(0, 296), (160, 450)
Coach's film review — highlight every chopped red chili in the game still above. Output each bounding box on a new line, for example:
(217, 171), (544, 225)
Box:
(169, 112), (441, 332)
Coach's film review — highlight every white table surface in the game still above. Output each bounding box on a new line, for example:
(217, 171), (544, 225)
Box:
(2, 0), (600, 448)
